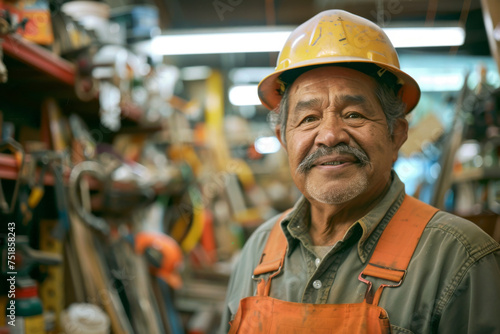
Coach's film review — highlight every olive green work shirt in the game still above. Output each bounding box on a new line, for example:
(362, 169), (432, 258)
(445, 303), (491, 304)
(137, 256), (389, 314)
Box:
(220, 173), (500, 333)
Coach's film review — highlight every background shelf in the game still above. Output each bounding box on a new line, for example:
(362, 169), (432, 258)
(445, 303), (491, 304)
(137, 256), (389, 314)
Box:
(453, 167), (500, 183)
(2, 34), (75, 86)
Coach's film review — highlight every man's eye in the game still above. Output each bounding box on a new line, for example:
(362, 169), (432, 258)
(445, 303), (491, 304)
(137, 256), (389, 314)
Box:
(301, 116), (319, 124)
(347, 113), (362, 119)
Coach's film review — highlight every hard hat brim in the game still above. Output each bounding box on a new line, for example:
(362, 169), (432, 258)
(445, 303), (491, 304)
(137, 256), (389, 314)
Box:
(258, 57), (420, 114)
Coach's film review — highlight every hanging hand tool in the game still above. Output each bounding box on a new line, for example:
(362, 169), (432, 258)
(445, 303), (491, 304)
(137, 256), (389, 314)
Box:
(0, 234), (62, 278)
(0, 8), (29, 83)
(132, 232), (184, 333)
(179, 186), (205, 254)
(19, 160), (47, 226)
(0, 39), (7, 83)
(69, 158), (156, 235)
(0, 10), (11, 83)
(36, 151), (71, 239)
(0, 139), (24, 214)
(68, 209), (134, 334)
(69, 160), (110, 235)
(49, 161), (71, 239)
(69, 113), (96, 164)
(133, 231), (184, 290)
(16, 150), (70, 237)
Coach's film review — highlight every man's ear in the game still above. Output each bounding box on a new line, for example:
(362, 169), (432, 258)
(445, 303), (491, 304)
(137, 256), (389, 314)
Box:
(391, 118), (408, 163)
(275, 125), (287, 152)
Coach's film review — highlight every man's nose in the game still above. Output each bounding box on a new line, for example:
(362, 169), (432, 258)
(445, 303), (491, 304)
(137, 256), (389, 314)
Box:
(314, 116), (350, 147)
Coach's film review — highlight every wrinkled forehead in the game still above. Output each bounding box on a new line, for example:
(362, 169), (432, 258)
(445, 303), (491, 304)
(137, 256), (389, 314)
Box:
(288, 66), (378, 96)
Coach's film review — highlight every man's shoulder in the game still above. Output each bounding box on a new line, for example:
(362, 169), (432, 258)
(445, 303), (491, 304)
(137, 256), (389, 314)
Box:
(244, 212), (286, 248)
(425, 210), (500, 259)
(229, 212), (288, 284)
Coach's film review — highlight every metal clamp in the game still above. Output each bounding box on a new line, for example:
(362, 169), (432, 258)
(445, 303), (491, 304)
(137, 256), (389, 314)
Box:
(251, 264), (282, 281)
(358, 269), (406, 305)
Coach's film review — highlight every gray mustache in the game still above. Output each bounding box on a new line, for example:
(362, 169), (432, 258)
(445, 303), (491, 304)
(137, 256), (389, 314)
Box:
(297, 144), (370, 174)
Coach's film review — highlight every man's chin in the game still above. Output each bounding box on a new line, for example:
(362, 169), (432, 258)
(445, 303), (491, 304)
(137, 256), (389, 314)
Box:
(305, 178), (369, 205)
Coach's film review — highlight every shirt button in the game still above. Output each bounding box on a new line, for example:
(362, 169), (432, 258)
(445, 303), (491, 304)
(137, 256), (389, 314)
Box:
(313, 280), (322, 289)
(315, 258), (321, 268)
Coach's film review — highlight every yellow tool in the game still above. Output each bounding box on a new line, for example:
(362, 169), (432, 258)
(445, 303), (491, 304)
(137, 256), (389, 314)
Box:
(205, 71), (263, 225)
(39, 220), (64, 332)
(180, 186), (204, 253)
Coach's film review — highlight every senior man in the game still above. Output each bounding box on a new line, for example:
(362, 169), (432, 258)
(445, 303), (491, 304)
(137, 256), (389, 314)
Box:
(221, 9), (500, 334)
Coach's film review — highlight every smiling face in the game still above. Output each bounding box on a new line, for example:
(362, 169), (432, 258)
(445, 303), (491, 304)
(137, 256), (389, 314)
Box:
(276, 66), (408, 207)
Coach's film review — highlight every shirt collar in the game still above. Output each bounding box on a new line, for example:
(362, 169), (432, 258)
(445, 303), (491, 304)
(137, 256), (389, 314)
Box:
(279, 171), (406, 262)
(356, 172), (406, 262)
(280, 195), (309, 254)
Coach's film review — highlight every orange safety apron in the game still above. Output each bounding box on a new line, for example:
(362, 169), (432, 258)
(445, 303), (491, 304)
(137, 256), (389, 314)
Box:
(228, 195), (438, 333)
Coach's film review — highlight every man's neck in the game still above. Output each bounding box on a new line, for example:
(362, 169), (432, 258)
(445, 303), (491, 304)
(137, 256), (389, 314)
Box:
(307, 182), (391, 246)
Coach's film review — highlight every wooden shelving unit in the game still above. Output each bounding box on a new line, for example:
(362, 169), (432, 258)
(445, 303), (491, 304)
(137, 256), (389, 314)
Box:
(0, 152), (19, 180)
(1, 34), (146, 120)
(0, 34), (162, 190)
(2, 34), (75, 85)
(0, 153), (103, 189)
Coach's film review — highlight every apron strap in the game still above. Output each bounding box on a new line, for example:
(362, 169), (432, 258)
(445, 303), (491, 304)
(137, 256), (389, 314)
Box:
(253, 209), (291, 296)
(252, 195), (438, 301)
(360, 195), (438, 304)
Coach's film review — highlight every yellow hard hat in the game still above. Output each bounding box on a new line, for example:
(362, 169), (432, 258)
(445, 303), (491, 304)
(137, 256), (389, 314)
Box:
(258, 9), (420, 114)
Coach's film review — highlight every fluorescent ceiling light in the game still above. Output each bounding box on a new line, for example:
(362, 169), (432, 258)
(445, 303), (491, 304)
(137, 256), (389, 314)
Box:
(180, 66), (212, 81)
(150, 25), (465, 55)
(456, 141), (481, 163)
(384, 27), (465, 48)
(228, 72), (463, 105)
(254, 136), (281, 154)
(151, 28), (292, 55)
(402, 68), (465, 92)
(229, 85), (260, 106)
(228, 56), (497, 108)
(229, 67), (274, 84)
